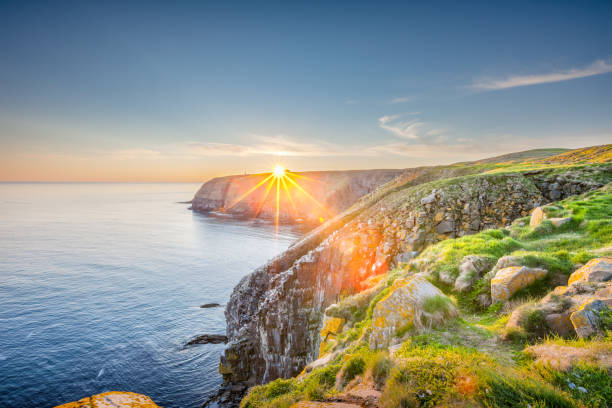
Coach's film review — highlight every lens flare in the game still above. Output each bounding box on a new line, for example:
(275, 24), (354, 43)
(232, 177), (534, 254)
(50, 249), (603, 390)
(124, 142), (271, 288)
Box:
(273, 165), (285, 177)
(225, 165), (332, 233)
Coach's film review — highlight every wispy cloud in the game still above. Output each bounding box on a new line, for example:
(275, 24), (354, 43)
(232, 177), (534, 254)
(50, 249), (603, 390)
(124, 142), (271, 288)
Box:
(378, 114), (438, 140)
(389, 96), (413, 104)
(473, 59), (612, 90)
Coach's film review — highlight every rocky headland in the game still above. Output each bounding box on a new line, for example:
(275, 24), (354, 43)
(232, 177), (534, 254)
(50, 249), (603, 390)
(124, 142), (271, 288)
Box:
(191, 169), (404, 224)
(212, 145), (612, 407)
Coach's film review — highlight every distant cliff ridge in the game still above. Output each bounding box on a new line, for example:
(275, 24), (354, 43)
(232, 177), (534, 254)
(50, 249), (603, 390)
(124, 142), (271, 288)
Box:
(191, 169), (404, 223)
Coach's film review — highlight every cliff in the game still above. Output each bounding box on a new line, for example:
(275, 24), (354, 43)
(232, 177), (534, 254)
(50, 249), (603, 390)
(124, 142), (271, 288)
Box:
(191, 169), (404, 224)
(213, 145), (612, 407)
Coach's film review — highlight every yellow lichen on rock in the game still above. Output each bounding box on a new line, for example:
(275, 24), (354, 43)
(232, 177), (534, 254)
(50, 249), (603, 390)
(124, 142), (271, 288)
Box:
(370, 275), (448, 349)
(55, 391), (161, 408)
(490, 266), (547, 303)
(318, 316), (345, 356)
(568, 257), (612, 285)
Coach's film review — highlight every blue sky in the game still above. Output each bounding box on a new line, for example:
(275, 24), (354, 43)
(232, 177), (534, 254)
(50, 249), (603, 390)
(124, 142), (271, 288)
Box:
(1, 0), (611, 181)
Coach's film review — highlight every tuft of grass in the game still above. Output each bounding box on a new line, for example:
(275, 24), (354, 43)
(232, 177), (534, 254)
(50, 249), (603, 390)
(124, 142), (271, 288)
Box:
(477, 370), (577, 408)
(364, 351), (391, 389)
(340, 355), (366, 385)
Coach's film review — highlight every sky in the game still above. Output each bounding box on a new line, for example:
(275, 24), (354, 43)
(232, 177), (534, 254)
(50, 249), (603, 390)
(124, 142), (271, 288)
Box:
(0, 0), (611, 182)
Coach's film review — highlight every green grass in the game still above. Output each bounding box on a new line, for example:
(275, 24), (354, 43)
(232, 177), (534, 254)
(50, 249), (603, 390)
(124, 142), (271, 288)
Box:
(414, 184), (612, 310)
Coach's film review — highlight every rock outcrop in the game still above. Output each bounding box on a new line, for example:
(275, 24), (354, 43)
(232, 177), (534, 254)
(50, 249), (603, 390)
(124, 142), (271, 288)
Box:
(55, 392), (161, 408)
(370, 276), (455, 349)
(490, 266), (547, 303)
(191, 169), (403, 224)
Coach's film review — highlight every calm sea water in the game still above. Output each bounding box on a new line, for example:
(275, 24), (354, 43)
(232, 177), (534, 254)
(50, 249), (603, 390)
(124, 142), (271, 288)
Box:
(0, 183), (301, 408)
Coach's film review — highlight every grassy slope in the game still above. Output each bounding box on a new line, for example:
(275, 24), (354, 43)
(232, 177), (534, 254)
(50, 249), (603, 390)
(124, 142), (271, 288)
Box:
(240, 146), (612, 408)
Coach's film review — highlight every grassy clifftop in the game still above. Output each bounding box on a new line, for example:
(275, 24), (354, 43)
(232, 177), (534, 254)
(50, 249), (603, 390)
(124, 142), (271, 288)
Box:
(239, 149), (612, 408)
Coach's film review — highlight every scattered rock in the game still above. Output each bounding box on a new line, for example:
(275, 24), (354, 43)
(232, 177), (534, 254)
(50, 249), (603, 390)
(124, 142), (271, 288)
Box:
(491, 266), (547, 303)
(504, 257), (612, 338)
(55, 392), (161, 408)
(200, 303), (221, 308)
(568, 257), (612, 285)
(185, 334), (227, 346)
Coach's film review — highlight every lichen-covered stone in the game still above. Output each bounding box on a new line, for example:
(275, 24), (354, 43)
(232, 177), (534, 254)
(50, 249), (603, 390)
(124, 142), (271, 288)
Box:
(491, 266), (547, 303)
(370, 275), (449, 349)
(570, 299), (609, 338)
(55, 392), (161, 408)
(568, 257), (612, 285)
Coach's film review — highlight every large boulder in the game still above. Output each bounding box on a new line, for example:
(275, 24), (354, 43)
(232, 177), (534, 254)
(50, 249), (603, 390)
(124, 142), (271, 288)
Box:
(568, 257), (612, 285)
(55, 392), (161, 408)
(370, 275), (455, 349)
(491, 266), (547, 303)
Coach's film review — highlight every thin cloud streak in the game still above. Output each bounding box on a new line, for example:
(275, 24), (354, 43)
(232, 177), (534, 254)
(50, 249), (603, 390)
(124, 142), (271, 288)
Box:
(378, 115), (423, 139)
(473, 59), (612, 90)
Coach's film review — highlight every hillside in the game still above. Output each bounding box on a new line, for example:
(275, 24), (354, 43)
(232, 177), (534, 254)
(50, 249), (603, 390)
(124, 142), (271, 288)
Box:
(209, 145), (612, 408)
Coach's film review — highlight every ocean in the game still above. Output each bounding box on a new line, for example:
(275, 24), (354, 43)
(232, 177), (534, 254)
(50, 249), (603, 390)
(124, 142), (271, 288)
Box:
(0, 182), (302, 408)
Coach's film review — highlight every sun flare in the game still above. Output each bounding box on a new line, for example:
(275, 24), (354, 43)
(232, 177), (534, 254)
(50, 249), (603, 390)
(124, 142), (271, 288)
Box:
(273, 165), (285, 177)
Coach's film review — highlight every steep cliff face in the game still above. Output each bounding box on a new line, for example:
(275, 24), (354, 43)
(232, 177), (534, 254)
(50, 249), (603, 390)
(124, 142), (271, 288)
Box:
(191, 169), (404, 223)
(217, 165), (611, 404)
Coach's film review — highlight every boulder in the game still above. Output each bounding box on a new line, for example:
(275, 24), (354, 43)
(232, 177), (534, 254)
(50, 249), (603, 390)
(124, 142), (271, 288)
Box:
(530, 206), (545, 227)
(454, 255), (495, 292)
(370, 276), (454, 349)
(491, 266), (547, 303)
(55, 392), (161, 408)
(568, 257), (612, 285)
(570, 299), (609, 338)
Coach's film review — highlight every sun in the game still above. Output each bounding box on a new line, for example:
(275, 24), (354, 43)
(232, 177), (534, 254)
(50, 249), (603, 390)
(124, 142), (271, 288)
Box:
(273, 164), (285, 177)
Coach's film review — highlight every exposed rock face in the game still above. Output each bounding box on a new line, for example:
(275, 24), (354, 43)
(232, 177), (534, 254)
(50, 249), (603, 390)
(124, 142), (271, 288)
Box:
(55, 392), (160, 408)
(191, 169), (403, 224)
(490, 266), (547, 303)
(217, 166), (610, 405)
(370, 276), (453, 349)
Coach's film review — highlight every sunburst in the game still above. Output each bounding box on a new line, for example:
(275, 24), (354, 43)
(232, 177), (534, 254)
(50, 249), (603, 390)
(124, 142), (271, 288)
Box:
(227, 165), (331, 233)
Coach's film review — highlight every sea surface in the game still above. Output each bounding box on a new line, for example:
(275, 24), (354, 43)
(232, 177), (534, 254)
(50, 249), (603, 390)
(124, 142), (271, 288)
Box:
(0, 183), (302, 408)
